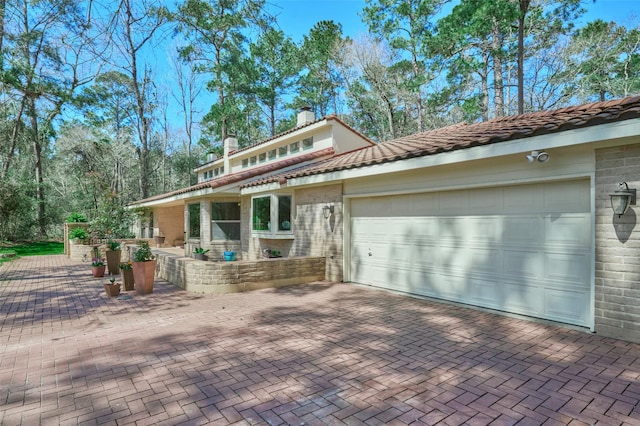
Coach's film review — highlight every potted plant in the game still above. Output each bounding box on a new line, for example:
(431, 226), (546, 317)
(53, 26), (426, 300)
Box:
(193, 247), (209, 261)
(66, 212), (88, 223)
(104, 276), (121, 297)
(91, 254), (106, 277)
(154, 232), (165, 247)
(105, 240), (121, 275)
(132, 240), (156, 294)
(119, 261), (134, 291)
(223, 251), (236, 261)
(69, 227), (89, 244)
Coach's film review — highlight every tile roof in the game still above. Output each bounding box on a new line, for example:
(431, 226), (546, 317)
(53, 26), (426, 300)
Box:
(245, 96), (640, 186)
(133, 147), (335, 204)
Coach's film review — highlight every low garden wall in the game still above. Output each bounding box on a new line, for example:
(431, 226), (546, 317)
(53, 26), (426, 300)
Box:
(155, 251), (326, 294)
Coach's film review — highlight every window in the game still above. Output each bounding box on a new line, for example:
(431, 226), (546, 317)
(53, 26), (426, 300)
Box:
(290, 141), (300, 153)
(211, 202), (241, 241)
(259, 153), (266, 163)
(302, 137), (313, 150)
(242, 159), (249, 168)
(252, 194), (292, 233)
(250, 156), (257, 166)
(268, 149), (276, 160)
(278, 146), (287, 157)
(188, 204), (200, 239)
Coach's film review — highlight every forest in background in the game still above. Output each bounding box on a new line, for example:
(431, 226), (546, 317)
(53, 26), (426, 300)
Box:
(0, 0), (638, 241)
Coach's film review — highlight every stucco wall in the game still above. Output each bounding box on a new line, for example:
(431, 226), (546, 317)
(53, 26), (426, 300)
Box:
(595, 143), (640, 343)
(155, 205), (185, 247)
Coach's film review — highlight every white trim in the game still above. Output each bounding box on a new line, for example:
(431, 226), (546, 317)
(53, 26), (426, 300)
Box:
(589, 172), (596, 332)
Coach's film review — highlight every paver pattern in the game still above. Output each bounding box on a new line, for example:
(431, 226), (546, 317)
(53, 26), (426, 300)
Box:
(1, 255), (640, 425)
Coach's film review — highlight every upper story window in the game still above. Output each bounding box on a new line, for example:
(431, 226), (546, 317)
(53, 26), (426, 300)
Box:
(250, 156), (257, 166)
(268, 149), (276, 160)
(278, 146), (287, 157)
(290, 141), (300, 154)
(259, 153), (266, 163)
(242, 159), (249, 168)
(252, 194), (292, 234)
(303, 137), (313, 150)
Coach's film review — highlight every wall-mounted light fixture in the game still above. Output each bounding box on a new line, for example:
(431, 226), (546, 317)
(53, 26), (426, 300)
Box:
(610, 182), (636, 217)
(322, 204), (334, 219)
(526, 150), (550, 163)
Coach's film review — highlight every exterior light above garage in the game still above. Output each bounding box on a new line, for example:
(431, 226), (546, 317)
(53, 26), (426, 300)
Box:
(610, 182), (636, 217)
(322, 204), (334, 219)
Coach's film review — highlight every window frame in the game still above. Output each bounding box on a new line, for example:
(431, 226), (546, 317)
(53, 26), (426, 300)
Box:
(211, 201), (241, 242)
(251, 193), (294, 237)
(187, 203), (200, 240)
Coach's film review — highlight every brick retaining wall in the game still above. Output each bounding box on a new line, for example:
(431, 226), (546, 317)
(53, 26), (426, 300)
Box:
(155, 252), (326, 294)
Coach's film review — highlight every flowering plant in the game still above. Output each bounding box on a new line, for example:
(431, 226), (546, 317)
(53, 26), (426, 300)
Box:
(91, 257), (105, 267)
(119, 261), (133, 270)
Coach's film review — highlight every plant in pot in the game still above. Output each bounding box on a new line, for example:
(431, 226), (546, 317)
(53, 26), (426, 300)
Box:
(119, 261), (134, 291)
(69, 227), (89, 244)
(105, 240), (122, 275)
(104, 276), (121, 297)
(91, 254), (106, 277)
(193, 247), (209, 261)
(132, 241), (156, 295)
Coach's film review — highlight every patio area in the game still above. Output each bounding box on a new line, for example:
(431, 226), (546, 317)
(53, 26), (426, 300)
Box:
(1, 254), (639, 425)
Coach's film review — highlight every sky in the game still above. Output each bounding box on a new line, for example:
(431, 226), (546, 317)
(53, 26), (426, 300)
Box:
(265, 0), (640, 42)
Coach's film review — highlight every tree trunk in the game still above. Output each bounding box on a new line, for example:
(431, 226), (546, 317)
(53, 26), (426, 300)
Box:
(27, 97), (46, 237)
(491, 18), (505, 117)
(517, 0), (531, 115)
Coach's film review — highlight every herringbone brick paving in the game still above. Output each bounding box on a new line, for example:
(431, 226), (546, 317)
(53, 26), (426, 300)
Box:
(1, 255), (639, 425)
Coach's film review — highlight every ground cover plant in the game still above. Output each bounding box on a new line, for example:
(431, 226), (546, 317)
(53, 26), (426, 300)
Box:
(0, 241), (64, 265)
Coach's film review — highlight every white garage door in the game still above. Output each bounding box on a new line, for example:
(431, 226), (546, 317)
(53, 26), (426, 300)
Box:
(349, 180), (592, 326)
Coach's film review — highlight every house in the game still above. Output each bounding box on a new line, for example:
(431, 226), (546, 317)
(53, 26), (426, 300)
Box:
(131, 96), (640, 344)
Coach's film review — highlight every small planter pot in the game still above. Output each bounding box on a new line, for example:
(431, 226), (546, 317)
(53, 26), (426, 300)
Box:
(105, 250), (122, 275)
(121, 269), (134, 291)
(194, 253), (208, 261)
(103, 283), (121, 297)
(91, 265), (106, 278)
(223, 251), (236, 261)
(132, 260), (156, 295)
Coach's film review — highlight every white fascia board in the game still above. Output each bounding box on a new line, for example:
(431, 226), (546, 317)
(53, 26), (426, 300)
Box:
(132, 185), (241, 208)
(283, 118), (640, 188)
(235, 121), (329, 158)
(241, 182), (284, 195)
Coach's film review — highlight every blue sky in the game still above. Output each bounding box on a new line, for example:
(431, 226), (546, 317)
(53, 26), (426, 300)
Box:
(266, 0), (639, 42)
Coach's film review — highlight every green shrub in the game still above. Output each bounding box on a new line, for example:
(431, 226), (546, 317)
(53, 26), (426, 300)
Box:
(66, 212), (88, 223)
(69, 227), (88, 240)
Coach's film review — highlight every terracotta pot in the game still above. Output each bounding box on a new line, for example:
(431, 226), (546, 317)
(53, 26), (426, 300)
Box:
(132, 260), (156, 295)
(104, 283), (121, 297)
(121, 269), (134, 291)
(105, 250), (121, 275)
(154, 236), (165, 247)
(91, 265), (105, 277)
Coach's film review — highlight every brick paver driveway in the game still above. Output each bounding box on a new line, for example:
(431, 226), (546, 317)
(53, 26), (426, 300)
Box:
(1, 255), (639, 425)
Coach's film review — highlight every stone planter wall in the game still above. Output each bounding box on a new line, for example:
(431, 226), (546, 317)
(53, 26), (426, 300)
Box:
(155, 251), (326, 294)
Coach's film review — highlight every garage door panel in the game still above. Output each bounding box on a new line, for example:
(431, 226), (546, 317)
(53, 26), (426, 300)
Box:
(544, 288), (589, 325)
(504, 250), (544, 280)
(350, 179), (592, 327)
(545, 215), (590, 246)
(503, 282), (544, 315)
(503, 216), (544, 245)
(545, 252), (590, 285)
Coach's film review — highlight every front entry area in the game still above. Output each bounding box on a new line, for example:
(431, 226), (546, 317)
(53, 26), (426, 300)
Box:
(349, 179), (592, 327)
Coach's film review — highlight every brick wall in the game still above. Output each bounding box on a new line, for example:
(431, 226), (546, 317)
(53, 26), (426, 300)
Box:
(155, 205), (184, 247)
(156, 252), (326, 294)
(595, 143), (640, 343)
(243, 183), (344, 282)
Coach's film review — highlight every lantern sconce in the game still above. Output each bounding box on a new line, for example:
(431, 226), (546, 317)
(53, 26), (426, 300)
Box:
(322, 204), (334, 219)
(610, 182), (636, 218)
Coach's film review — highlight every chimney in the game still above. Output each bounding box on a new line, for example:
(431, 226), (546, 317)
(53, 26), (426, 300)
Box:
(297, 106), (315, 127)
(223, 134), (238, 174)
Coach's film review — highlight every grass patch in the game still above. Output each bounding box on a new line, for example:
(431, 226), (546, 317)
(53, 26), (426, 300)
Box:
(0, 241), (64, 261)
